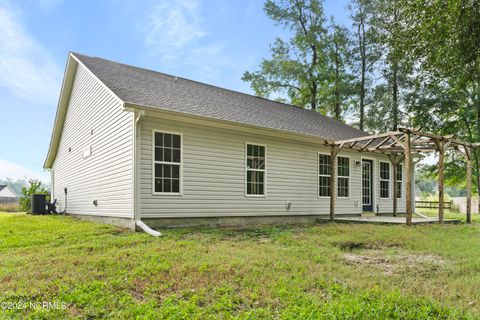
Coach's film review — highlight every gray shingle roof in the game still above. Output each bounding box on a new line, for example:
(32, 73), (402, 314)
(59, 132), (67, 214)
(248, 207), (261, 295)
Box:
(0, 185), (6, 192)
(73, 53), (368, 141)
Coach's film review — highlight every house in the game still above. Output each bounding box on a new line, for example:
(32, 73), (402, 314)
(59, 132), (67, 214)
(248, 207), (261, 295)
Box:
(0, 185), (19, 206)
(44, 52), (411, 230)
(0, 185), (18, 198)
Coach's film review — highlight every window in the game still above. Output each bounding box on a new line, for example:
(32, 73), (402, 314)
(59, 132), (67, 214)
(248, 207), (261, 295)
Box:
(337, 156), (350, 198)
(396, 164), (403, 199)
(380, 162), (390, 198)
(246, 144), (266, 196)
(154, 131), (181, 193)
(318, 154), (331, 197)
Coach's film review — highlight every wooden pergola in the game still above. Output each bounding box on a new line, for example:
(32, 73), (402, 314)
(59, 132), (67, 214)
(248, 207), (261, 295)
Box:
(327, 127), (479, 225)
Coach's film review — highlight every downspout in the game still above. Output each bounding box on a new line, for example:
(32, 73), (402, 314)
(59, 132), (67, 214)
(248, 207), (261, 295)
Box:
(134, 110), (161, 237)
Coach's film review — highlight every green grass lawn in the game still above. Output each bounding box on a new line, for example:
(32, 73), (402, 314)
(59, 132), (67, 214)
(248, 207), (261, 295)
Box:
(1, 212), (480, 319)
(416, 208), (480, 222)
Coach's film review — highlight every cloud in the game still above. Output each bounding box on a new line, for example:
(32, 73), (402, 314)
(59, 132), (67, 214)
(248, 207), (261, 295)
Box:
(0, 1), (62, 105)
(0, 158), (50, 182)
(146, 0), (206, 52)
(144, 0), (231, 80)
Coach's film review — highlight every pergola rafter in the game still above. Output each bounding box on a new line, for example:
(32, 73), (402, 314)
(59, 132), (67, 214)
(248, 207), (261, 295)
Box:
(327, 127), (478, 225)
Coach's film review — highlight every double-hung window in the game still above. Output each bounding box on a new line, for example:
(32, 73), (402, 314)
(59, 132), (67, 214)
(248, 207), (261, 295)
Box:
(337, 157), (350, 198)
(380, 162), (390, 199)
(396, 164), (403, 199)
(246, 144), (266, 196)
(154, 131), (181, 194)
(319, 154), (350, 198)
(318, 154), (331, 197)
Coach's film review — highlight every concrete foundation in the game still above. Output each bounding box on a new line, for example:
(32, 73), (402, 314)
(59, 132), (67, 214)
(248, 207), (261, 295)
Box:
(142, 214), (360, 229)
(67, 213), (365, 231)
(68, 213), (135, 230)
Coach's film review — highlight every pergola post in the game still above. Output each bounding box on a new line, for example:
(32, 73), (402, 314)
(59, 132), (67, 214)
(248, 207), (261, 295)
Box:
(436, 140), (446, 224)
(405, 132), (413, 226)
(329, 145), (340, 222)
(466, 146), (473, 224)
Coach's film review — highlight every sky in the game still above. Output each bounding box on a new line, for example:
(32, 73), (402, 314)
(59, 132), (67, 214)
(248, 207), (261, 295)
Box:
(0, 0), (351, 182)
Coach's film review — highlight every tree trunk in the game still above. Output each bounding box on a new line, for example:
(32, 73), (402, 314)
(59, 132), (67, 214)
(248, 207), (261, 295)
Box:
(476, 98), (480, 213)
(358, 18), (366, 130)
(437, 141), (445, 224)
(392, 60), (399, 130)
(334, 45), (341, 119)
(466, 149), (472, 223)
(311, 81), (318, 111)
(475, 150), (480, 214)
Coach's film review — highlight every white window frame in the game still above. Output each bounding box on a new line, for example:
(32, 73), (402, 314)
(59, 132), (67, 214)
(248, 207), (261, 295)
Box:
(318, 152), (331, 198)
(396, 163), (403, 199)
(245, 142), (267, 197)
(379, 161), (391, 199)
(152, 130), (183, 196)
(337, 156), (351, 199)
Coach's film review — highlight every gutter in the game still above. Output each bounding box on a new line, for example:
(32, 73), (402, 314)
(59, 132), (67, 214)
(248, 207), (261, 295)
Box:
(133, 109), (161, 237)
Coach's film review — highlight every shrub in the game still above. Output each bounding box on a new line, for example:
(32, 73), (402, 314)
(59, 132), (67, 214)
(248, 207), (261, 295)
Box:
(19, 179), (49, 212)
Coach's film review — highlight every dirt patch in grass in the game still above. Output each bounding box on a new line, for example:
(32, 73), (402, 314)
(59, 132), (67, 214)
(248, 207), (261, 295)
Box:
(344, 250), (447, 275)
(335, 240), (402, 252)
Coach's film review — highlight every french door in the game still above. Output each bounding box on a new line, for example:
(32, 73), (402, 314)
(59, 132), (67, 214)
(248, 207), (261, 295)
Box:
(362, 160), (373, 211)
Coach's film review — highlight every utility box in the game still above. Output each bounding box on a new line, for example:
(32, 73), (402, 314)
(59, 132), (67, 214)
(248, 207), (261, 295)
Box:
(31, 194), (47, 215)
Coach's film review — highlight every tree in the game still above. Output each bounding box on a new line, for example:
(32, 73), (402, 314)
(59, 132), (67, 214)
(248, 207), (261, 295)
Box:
(398, 0), (480, 207)
(349, 0), (381, 130)
(19, 179), (49, 212)
(372, 0), (413, 131)
(242, 0), (330, 112)
(323, 20), (356, 119)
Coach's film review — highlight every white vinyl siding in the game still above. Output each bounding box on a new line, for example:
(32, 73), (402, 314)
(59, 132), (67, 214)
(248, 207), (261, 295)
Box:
(51, 64), (134, 218)
(137, 115), (407, 218)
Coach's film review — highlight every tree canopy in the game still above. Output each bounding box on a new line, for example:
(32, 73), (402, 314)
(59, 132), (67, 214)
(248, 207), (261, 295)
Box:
(243, 0), (480, 197)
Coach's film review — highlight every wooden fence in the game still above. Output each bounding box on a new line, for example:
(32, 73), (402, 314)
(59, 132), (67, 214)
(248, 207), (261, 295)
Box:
(415, 200), (452, 211)
(0, 197), (19, 205)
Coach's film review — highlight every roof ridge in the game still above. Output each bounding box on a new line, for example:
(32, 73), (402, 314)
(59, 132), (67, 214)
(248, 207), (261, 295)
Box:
(71, 52), (367, 134)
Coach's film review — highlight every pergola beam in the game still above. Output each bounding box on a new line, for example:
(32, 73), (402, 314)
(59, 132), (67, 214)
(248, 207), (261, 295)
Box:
(334, 130), (403, 146)
(372, 136), (393, 150)
(398, 127), (475, 148)
(331, 127), (480, 226)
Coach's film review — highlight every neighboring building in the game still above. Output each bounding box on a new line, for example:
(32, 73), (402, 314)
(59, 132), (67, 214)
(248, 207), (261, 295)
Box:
(44, 52), (410, 230)
(0, 185), (18, 198)
(0, 185), (19, 205)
